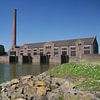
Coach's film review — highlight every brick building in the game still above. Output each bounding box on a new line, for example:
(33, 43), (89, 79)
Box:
(9, 37), (99, 64)
(8, 9), (99, 64)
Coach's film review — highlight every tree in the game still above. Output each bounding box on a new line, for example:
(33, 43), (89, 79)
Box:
(0, 45), (5, 56)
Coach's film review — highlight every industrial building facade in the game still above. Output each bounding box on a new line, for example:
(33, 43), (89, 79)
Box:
(8, 37), (99, 64)
(8, 9), (99, 64)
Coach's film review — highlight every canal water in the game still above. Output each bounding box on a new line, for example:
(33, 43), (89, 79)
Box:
(0, 64), (55, 83)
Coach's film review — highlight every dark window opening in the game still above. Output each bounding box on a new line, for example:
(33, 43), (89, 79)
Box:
(20, 50), (23, 52)
(10, 51), (16, 56)
(84, 46), (90, 49)
(33, 52), (37, 55)
(34, 49), (37, 51)
(20, 53), (23, 56)
(71, 47), (76, 56)
(54, 48), (58, 56)
(27, 50), (31, 52)
(93, 45), (98, 54)
(54, 52), (58, 56)
(46, 46), (51, 49)
(28, 53), (31, 56)
(84, 46), (90, 54)
(84, 50), (90, 54)
(40, 52), (43, 56)
(62, 48), (67, 50)
(71, 47), (76, 50)
(71, 51), (76, 56)
(40, 49), (43, 51)
(78, 43), (82, 46)
(62, 51), (67, 55)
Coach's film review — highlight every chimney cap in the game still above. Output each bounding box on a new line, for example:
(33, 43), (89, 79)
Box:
(14, 9), (17, 12)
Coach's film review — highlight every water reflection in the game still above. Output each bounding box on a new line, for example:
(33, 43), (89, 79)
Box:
(0, 64), (54, 83)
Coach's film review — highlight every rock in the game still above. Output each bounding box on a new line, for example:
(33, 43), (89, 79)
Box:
(10, 93), (16, 99)
(11, 84), (17, 90)
(11, 79), (19, 84)
(0, 74), (98, 100)
(36, 81), (46, 87)
(47, 92), (59, 100)
(52, 78), (66, 85)
(30, 87), (36, 94)
(60, 81), (74, 91)
(0, 81), (11, 87)
(37, 87), (46, 96)
(27, 80), (34, 88)
(16, 88), (23, 94)
(21, 75), (32, 80)
(15, 98), (26, 100)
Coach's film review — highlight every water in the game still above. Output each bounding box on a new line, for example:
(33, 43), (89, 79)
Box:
(0, 63), (54, 83)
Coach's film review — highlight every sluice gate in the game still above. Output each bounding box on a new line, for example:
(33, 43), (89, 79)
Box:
(9, 56), (18, 63)
(40, 55), (49, 64)
(22, 56), (32, 63)
(61, 55), (69, 64)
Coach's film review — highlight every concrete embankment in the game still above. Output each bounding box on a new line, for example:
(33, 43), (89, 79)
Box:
(0, 72), (99, 100)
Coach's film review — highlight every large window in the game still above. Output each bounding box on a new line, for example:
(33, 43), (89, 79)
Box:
(40, 49), (43, 52)
(28, 53), (31, 56)
(54, 48), (58, 56)
(10, 51), (16, 56)
(71, 47), (76, 56)
(39, 49), (43, 55)
(20, 53), (23, 56)
(84, 46), (90, 54)
(33, 52), (37, 55)
(33, 49), (37, 55)
(62, 48), (67, 55)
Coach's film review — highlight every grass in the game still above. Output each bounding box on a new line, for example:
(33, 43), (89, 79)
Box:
(57, 93), (64, 100)
(48, 63), (100, 91)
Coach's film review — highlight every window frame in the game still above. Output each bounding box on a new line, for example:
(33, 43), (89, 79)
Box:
(70, 46), (76, 56)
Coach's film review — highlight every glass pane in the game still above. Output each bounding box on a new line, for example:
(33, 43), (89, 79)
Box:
(84, 50), (90, 54)
(71, 51), (76, 56)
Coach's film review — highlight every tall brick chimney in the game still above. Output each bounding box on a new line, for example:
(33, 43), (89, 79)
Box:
(12, 9), (16, 48)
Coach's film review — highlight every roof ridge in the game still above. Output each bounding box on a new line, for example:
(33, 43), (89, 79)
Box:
(24, 37), (94, 45)
(20, 37), (95, 48)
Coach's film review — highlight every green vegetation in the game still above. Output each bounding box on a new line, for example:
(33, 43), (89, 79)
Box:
(0, 45), (5, 55)
(57, 93), (64, 100)
(49, 63), (100, 91)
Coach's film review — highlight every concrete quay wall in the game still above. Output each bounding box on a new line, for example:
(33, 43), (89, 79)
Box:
(0, 54), (100, 64)
(0, 56), (9, 63)
(82, 54), (100, 62)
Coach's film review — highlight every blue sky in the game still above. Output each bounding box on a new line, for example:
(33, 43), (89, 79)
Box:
(0, 0), (100, 52)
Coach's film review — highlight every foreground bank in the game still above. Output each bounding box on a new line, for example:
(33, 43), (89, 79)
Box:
(0, 63), (100, 100)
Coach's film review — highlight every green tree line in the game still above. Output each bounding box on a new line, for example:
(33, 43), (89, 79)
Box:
(0, 45), (5, 55)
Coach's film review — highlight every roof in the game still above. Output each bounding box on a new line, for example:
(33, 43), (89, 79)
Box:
(20, 37), (95, 48)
